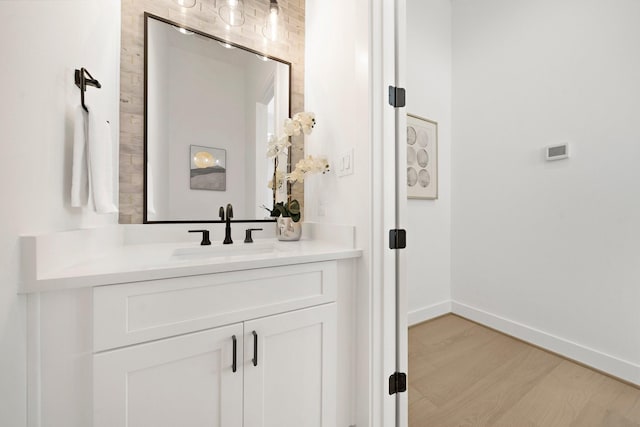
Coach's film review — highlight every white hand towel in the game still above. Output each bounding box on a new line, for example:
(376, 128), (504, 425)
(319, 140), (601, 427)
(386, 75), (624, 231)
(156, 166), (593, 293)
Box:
(88, 112), (118, 214)
(71, 106), (89, 207)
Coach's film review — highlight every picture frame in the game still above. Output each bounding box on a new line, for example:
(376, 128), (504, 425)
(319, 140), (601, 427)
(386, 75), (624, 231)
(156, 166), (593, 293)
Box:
(189, 145), (227, 191)
(407, 114), (438, 200)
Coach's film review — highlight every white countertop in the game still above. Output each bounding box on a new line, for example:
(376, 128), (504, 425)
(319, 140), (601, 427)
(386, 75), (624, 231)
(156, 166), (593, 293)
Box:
(20, 223), (362, 293)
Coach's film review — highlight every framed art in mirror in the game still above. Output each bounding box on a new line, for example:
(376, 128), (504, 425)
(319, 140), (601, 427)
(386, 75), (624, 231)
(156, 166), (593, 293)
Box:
(190, 145), (226, 191)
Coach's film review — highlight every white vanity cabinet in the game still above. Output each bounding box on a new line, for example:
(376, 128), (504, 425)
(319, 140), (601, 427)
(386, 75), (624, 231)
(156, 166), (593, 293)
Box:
(90, 261), (337, 427)
(94, 323), (244, 427)
(244, 303), (336, 427)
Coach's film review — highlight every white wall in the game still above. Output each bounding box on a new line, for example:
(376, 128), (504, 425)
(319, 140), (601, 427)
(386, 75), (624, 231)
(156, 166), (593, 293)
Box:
(0, 1), (121, 425)
(452, 0), (640, 381)
(304, 0), (371, 424)
(406, 0), (452, 325)
(167, 47), (247, 219)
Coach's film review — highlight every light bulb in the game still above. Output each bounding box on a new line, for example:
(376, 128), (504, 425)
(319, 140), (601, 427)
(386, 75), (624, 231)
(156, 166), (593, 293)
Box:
(263, 0), (279, 41)
(174, 0), (196, 8)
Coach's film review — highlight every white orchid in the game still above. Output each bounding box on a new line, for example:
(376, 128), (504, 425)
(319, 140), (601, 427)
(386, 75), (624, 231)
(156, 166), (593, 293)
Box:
(286, 155), (330, 184)
(293, 112), (316, 135)
(268, 169), (285, 190)
(283, 118), (302, 136)
(266, 112), (327, 223)
(282, 112), (316, 137)
(266, 134), (291, 158)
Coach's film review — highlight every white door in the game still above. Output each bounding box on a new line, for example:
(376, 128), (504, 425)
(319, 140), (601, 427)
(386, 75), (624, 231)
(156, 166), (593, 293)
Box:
(93, 323), (243, 427)
(243, 303), (337, 427)
(392, 1), (409, 426)
(376, 0), (408, 425)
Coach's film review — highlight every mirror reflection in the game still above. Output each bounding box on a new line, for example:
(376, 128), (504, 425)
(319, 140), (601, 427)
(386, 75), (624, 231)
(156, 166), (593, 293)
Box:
(145, 14), (290, 222)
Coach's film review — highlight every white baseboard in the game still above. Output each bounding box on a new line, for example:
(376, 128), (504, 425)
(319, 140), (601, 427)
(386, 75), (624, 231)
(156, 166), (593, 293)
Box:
(408, 301), (452, 326)
(451, 301), (640, 386)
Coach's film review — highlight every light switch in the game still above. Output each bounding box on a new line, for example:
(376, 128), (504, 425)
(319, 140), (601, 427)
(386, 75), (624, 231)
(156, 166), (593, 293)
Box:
(318, 200), (326, 216)
(337, 148), (354, 177)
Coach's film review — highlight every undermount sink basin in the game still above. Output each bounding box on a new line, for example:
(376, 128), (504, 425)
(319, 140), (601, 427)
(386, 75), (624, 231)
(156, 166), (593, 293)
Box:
(171, 241), (280, 259)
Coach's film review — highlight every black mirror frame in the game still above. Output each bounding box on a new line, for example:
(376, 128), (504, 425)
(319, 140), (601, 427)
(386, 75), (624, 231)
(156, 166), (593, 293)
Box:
(142, 12), (291, 224)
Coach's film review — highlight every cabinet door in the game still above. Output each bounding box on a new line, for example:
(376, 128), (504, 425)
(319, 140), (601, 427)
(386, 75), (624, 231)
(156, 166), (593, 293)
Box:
(94, 323), (243, 427)
(244, 303), (336, 427)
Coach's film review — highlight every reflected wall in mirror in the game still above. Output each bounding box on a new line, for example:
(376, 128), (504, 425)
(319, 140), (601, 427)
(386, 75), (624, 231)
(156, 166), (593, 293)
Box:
(118, 1), (305, 224)
(145, 14), (290, 222)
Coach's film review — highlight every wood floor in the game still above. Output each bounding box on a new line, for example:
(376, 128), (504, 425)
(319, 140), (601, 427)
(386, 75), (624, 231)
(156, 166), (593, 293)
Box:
(408, 314), (640, 427)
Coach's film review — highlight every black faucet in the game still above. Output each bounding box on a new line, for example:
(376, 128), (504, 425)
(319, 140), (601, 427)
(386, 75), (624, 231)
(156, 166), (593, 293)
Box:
(222, 203), (233, 244)
(188, 229), (211, 246)
(244, 228), (263, 243)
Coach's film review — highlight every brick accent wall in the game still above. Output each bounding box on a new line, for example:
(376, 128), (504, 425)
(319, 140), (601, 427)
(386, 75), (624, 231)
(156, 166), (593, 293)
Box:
(119, 0), (305, 223)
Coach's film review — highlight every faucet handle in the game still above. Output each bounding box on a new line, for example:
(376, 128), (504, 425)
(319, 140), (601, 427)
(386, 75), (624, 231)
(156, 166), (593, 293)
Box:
(189, 229), (211, 246)
(244, 228), (263, 244)
(226, 203), (234, 219)
(219, 206), (225, 221)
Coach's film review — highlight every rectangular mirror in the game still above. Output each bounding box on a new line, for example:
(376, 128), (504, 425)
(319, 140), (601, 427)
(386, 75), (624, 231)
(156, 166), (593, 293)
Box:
(144, 13), (290, 223)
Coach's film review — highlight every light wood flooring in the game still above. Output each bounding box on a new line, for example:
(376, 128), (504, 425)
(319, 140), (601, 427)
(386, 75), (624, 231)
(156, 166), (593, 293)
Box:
(409, 314), (640, 427)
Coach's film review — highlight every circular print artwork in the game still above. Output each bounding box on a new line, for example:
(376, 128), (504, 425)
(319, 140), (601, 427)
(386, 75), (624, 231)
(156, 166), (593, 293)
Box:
(407, 146), (416, 164)
(407, 126), (417, 145)
(418, 169), (431, 187)
(193, 151), (215, 168)
(407, 167), (418, 187)
(416, 149), (429, 168)
(417, 128), (429, 147)
(406, 116), (437, 199)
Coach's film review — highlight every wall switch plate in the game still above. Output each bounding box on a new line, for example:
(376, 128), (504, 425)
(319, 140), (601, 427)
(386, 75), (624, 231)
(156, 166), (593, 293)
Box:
(337, 148), (354, 177)
(317, 200), (326, 217)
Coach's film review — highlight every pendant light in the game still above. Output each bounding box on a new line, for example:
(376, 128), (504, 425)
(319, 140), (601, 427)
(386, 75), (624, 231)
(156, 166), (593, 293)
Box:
(174, 0), (197, 8)
(263, 0), (279, 41)
(219, 0), (245, 27)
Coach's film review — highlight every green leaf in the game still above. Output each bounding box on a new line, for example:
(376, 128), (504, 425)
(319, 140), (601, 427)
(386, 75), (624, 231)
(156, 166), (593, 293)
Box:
(291, 212), (301, 222)
(288, 199), (301, 215)
(274, 205), (287, 217)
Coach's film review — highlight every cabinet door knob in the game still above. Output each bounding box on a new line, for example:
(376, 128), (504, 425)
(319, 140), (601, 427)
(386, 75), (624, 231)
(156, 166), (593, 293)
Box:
(232, 335), (237, 373)
(252, 330), (258, 367)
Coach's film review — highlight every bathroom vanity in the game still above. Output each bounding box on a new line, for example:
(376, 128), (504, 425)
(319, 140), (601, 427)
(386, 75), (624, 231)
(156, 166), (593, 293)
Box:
(21, 224), (361, 427)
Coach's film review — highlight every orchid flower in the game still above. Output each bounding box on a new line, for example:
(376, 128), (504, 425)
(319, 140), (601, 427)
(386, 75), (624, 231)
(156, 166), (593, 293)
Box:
(268, 169), (285, 190)
(286, 155), (330, 184)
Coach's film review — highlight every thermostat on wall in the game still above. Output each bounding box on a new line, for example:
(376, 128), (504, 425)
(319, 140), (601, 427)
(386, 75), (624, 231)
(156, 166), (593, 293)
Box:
(545, 143), (569, 161)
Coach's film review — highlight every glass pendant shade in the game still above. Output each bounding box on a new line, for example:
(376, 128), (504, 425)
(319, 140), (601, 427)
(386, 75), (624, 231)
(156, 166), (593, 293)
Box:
(219, 0), (245, 27)
(262, 0), (279, 41)
(174, 0), (196, 8)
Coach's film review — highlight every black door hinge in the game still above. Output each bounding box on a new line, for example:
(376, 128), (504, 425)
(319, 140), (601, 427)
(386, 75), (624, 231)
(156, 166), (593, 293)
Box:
(389, 229), (407, 250)
(388, 86), (406, 108)
(389, 372), (407, 395)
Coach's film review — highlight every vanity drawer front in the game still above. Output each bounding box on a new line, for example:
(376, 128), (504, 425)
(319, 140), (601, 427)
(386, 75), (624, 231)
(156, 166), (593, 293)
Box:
(93, 261), (337, 352)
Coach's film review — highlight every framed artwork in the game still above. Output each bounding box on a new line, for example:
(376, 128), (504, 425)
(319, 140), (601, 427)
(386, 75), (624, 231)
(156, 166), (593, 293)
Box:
(190, 145), (226, 191)
(407, 114), (438, 199)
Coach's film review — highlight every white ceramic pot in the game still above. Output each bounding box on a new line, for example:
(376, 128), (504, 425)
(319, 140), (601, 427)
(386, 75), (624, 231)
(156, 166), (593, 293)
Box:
(276, 217), (302, 241)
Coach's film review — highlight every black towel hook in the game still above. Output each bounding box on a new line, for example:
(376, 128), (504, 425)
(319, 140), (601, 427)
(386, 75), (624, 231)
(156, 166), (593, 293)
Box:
(74, 68), (101, 112)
